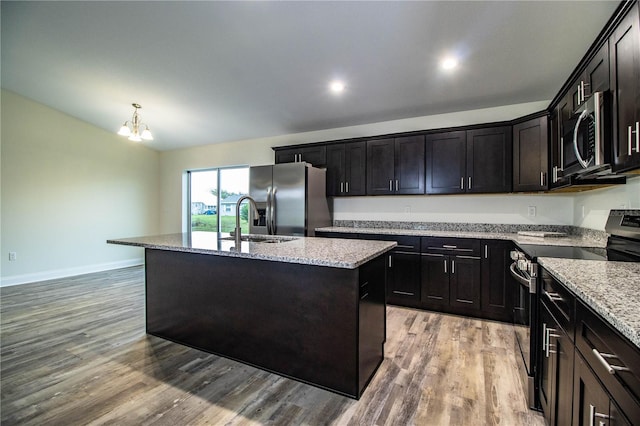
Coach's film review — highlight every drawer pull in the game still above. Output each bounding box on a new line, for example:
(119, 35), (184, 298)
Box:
(360, 292), (369, 300)
(396, 245), (415, 249)
(442, 245), (457, 249)
(592, 349), (630, 375)
(393, 290), (414, 296)
(543, 290), (563, 302)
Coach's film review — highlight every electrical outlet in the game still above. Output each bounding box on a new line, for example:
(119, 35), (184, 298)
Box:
(528, 206), (536, 217)
(9, 252), (17, 261)
(581, 205), (585, 219)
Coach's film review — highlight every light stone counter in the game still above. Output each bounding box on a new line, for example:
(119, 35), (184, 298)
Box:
(316, 226), (606, 249)
(107, 232), (396, 269)
(537, 257), (640, 349)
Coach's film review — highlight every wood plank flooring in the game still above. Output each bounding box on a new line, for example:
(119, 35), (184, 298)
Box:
(1, 266), (544, 425)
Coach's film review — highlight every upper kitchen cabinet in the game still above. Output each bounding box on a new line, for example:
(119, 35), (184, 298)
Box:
(467, 127), (512, 193)
(325, 142), (366, 196)
(275, 145), (327, 167)
(572, 42), (610, 110)
(366, 136), (425, 195)
(425, 131), (467, 194)
(550, 93), (572, 189)
(513, 115), (549, 192)
(610, 1), (640, 173)
(426, 127), (511, 194)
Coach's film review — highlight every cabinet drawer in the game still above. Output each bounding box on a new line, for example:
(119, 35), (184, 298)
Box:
(575, 301), (640, 424)
(360, 234), (420, 253)
(421, 237), (481, 257)
(540, 268), (575, 341)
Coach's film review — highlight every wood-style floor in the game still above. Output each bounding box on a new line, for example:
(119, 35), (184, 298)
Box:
(1, 266), (544, 425)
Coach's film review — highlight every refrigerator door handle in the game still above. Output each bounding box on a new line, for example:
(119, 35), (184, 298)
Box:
(270, 186), (277, 235)
(266, 186), (273, 235)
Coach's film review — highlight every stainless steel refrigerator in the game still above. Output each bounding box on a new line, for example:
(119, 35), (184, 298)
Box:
(249, 162), (331, 236)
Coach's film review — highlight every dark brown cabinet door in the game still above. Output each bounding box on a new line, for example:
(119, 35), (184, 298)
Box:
(551, 92), (573, 188)
(480, 240), (514, 322)
(387, 252), (421, 307)
(611, 2), (640, 173)
(426, 131), (466, 194)
(539, 302), (575, 426)
(449, 256), (481, 310)
(326, 142), (366, 196)
(513, 115), (549, 192)
(420, 253), (450, 309)
(345, 141), (367, 196)
(366, 138), (395, 195)
(395, 135), (425, 194)
(467, 126), (512, 193)
(275, 146), (326, 167)
(325, 144), (345, 196)
(573, 351), (612, 426)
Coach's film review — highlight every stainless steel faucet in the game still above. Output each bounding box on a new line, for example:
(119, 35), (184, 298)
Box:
(234, 195), (259, 248)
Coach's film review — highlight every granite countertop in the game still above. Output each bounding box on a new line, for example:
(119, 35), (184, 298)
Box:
(316, 226), (606, 249)
(107, 232), (396, 269)
(538, 257), (640, 349)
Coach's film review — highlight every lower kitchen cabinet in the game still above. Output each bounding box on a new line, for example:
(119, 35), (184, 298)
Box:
(538, 267), (576, 426)
(421, 237), (481, 316)
(480, 240), (514, 322)
(573, 351), (631, 426)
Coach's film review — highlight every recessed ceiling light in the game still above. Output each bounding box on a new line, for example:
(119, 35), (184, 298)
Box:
(441, 57), (458, 71)
(329, 80), (346, 94)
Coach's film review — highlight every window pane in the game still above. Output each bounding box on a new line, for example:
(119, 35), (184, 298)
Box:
(190, 170), (218, 233)
(219, 167), (249, 233)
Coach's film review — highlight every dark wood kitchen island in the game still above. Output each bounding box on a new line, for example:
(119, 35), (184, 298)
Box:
(107, 232), (395, 399)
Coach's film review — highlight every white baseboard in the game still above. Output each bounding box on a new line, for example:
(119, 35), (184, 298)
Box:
(0, 258), (144, 287)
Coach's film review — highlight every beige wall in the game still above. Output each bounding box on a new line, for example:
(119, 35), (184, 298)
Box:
(1, 90), (161, 285)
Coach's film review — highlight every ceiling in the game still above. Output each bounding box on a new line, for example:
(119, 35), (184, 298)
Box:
(1, 1), (621, 151)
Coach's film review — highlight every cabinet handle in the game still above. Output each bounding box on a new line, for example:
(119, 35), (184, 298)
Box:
(460, 177), (464, 190)
(545, 327), (557, 358)
(468, 176), (472, 190)
(444, 259), (447, 273)
(552, 166), (558, 183)
(393, 290), (415, 296)
(442, 245), (457, 249)
(589, 404), (610, 426)
(540, 171), (546, 187)
(340, 182), (344, 193)
(484, 245), (488, 259)
(388, 255), (392, 268)
(389, 180), (393, 191)
(360, 292), (369, 300)
(631, 122), (640, 154)
(629, 125), (633, 155)
(578, 83), (582, 105)
(543, 290), (563, 303)
(395, 180), (398, 191)
(451, 260), (455, 274)
(346, 181), (349, 193)
(542, 323), (547, 352)
(592, 348), (630, 375)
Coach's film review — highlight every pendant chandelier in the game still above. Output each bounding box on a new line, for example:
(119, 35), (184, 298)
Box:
(117, 103), (153, 142)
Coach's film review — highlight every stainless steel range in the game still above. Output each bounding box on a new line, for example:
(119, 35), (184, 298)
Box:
(509, 209), (640, 410)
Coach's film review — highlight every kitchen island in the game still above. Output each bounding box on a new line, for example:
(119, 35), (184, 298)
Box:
(107, 232), (396, 399)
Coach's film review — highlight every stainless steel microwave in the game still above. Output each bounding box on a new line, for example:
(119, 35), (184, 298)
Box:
(560, 91), (610, 178)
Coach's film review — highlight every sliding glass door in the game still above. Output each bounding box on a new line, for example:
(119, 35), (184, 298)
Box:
(188, 166), (249, 235)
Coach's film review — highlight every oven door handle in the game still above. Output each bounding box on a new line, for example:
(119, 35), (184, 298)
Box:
(510, 262), (532, 288)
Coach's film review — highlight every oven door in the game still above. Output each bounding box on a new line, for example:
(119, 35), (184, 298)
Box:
(510, 261), (538, 409)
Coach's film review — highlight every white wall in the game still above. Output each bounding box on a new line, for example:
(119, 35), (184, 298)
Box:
(159, 100), (550, 232)
(572, 176), (640, 230)
(332, 193), (574, 225)
(1, 91), (161, 285)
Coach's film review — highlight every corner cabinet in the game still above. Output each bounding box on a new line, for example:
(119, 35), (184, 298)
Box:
(513, 115), (549, 192)
(326, 142), (366, 196)
(611, 1), (640, 173)
(426, 127), (512, 195)
(366, 136), (425, 195)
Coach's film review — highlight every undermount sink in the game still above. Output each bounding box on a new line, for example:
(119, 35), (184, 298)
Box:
(221, 235), (299, 244)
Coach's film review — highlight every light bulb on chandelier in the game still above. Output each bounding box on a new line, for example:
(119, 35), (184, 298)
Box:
(118, 103), (153, 142)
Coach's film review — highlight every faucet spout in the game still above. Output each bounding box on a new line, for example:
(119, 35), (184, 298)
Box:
(235, 195), (259, 248)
